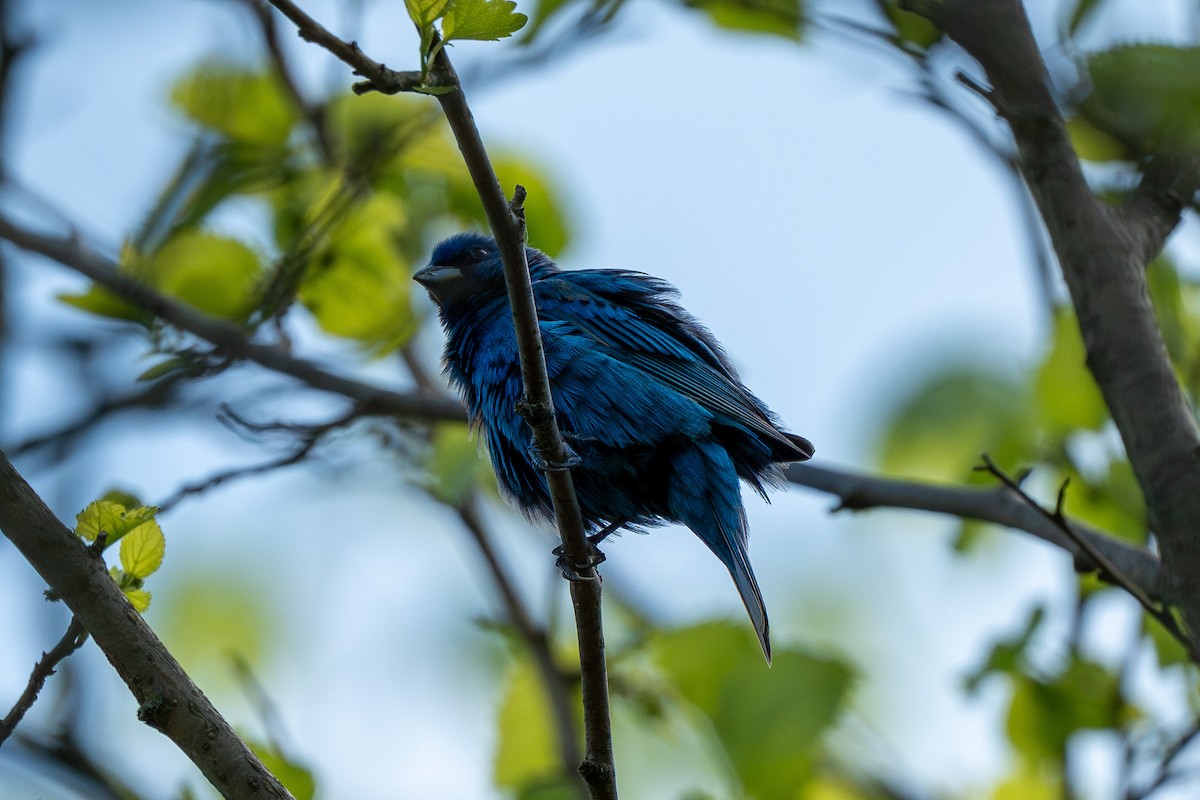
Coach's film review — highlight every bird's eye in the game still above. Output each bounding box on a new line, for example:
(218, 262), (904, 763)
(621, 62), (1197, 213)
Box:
(470, 246), (490, 259)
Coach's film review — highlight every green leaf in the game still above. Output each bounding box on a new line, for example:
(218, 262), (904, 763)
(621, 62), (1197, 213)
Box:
(1035, 309), (1108, 433)
(171, 62), (298, 147)
(1006, 657), (1131, 766)
(876, 0), (940, 50)
(443, 0), (528, 41)
(1079, 45), (1200, 158)
(878, 367), (1031, 482)
(1146, 613), (1189, 668)
(654, 622), (854, 799)
(298, 194), (418, 353)
(1066, 0), (1106, 35)
(124, 588), (153, 613)
(683, 0), (804, 40)
(120, 519), (166, 579)
(495, 655), (570, 790)
(424, 423), (489, 504)
(58, 285), (146, 323)
(246, 738), (316, 800)
(1066, 115), (1129, 162)
(406, 0), (452, 28)
(137, 356), (194, 382)
(142, 231), (263, 321)
(75, 500), (158, 545)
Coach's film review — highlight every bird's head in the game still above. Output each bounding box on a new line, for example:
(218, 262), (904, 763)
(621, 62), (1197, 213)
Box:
(414, 232), (556, 309)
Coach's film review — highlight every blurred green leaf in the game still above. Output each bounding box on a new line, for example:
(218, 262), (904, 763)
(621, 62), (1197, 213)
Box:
(683, 0), (803, 40)
(1035, 309), (1107, 433)
(494, 156), (571, 257)
(120, 519), (166, 579)
(171, 63), (298, 147)
(495, 655), (572, 791)
(424, 423), (489, 504)
(444, 0), (529, 41)
(1147, 257), (1192, 371)
(1006, 657), (1127, 765)
(137, 356), (194, 382)
(991, 762), (1061, 800)
(246, 737), (316, 800)
(654, 621), (854, 799)
(298, 194), (418, 353)
(876, 0), (940, 50)
(1058, 460), (1145, 544)
(1066, 0), (1106, 35)
(1079, 45), (1200, 158)
(58, 284), (146, 322)
(1146, 613), (1189, 668)
(879, 368), (1031, 482)
(158, 573), (278, 683)
(140, 231), (263, 321)
(1066, 115), (1129, 162)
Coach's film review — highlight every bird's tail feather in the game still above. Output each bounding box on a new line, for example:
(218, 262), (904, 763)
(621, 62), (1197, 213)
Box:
(668, 444), (772, 664)
(718, 507), (772, 664)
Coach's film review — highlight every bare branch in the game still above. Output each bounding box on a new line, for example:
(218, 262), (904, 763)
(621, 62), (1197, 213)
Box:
(0, 450), (292, 798)
(0, 617), (87, 747)
(0, 215), (466, 425)
(787, 461), (1169, 603)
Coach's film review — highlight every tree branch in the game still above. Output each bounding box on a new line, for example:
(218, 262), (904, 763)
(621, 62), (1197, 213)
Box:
(0, 215), (466, 425)
(258, 4), (616, 793)
(787, 462), (1170, 604)
(923, 0), (1200, 629)
(0, 616), (87, 748)
(0, 450), (292, 799)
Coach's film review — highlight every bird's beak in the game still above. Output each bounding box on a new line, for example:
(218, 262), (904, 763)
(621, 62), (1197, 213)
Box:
(413, 264), (464, 304)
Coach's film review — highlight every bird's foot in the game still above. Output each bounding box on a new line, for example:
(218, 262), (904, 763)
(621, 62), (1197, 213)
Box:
(552, 540), (606, 581)
(527, 437), (580, 472)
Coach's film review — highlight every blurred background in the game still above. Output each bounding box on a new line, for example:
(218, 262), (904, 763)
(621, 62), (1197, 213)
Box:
(1, 0), (1198, 797)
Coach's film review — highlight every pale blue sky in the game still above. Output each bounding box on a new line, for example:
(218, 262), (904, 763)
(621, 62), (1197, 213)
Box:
(1, 1), (1188, 798)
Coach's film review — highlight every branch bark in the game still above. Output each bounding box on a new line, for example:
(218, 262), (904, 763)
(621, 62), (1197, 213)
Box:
(923, 0), (1200, 632)
(260, 3), (617, 794)
(0, 451), (292, 799)
(787, 462), (1169, 604)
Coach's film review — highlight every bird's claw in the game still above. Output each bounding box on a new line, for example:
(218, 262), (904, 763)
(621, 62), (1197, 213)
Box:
(528, 438), (581, 472)
(552, 541), (606, 581)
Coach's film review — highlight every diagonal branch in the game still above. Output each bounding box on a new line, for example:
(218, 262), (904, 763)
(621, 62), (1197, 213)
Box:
(0, 450), (292, 798)
(786, 462), (1169, 604)
(0, 216), (466, 424)
(914, 0), (1200, 629)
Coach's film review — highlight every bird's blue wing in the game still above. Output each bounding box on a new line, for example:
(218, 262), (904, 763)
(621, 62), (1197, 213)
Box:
(536, 271), (809, 461)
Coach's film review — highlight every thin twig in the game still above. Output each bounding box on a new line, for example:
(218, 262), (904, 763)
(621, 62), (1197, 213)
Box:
(0, 617), (88, 748)
(976, 454), (1200, 662)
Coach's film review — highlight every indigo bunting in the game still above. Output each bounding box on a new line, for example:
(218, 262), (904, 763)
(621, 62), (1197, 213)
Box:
(415, 233), (813, 661)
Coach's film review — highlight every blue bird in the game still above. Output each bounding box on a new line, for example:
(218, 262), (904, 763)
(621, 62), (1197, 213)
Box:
(414, 233), (813, 661)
